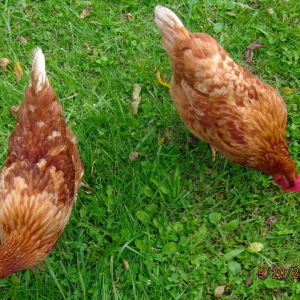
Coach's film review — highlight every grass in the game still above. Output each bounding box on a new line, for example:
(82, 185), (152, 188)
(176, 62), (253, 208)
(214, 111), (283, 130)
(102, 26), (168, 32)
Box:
(0, 0), (300, 299)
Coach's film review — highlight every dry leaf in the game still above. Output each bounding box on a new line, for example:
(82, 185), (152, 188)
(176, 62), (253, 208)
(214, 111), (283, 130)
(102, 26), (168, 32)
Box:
(25, 5), (33, 14)
(244, 41), (265, 64)
(164, 128), (173, 140)
(182, 216), (188, 222)
(81, 180), (93, 194)
(226, 11), (237, 17)
(131, 83), (141, 114)
(156, 70), (170, 88)
(245, 277), (252, 286)
(122, 259), (129, 270)
(157, 137), (165, 145)
(80, 5), (91, 19)
(0, 58), (10, 69)
(282, 87), (294, 95)
(264, 215), (279, 226)
(129, 151), (139, 162)
(126, 12), (134, 21)
(187, 135), (197, 144)
(84, 43), (92, 52)
(10, 105), (19, 117)
(19, 36), (28, 44)
(274, 291), (282, 300)
(157, 128), (174, 145)
(214, 285), (226, 297)
(248, 242), (264, 253)
(14, 62), (22, 81)
(210, 145), (218, 162)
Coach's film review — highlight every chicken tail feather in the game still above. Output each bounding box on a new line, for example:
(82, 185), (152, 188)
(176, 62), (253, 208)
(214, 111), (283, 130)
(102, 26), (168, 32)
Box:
(154, 5), (189, 50)
(30, 48), (49, 94)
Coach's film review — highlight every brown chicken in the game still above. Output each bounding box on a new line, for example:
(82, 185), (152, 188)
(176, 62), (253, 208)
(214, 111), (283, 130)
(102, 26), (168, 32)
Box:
(155, 5), (300, 191)
(0, 48), (83, 278)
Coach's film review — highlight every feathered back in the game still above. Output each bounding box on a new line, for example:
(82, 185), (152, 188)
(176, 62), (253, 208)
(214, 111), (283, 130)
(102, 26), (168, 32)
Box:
(0, 48), (83, 278)
(154, 6), (299, 191)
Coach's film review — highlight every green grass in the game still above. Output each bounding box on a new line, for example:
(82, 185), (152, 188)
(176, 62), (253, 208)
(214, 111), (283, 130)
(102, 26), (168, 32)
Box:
(0, 0), (300, 299)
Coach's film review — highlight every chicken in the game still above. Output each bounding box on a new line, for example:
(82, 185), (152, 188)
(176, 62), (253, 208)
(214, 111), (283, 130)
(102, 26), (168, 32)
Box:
(0, 48), (83, 278)
(154, 5), (300, 191)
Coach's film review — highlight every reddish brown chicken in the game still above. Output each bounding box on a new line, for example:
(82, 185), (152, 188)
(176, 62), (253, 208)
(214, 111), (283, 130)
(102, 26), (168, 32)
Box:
(0, 48), (83, 278)
(155, 5), (300, 191)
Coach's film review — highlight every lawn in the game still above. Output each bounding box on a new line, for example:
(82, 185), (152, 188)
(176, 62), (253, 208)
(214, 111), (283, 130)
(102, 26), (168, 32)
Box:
(0, 0), (300, 299)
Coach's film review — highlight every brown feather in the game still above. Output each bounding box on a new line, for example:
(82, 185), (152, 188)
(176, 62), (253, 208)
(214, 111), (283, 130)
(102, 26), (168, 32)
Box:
(0, 49), (83, 278)
(155, 6), (297, 185)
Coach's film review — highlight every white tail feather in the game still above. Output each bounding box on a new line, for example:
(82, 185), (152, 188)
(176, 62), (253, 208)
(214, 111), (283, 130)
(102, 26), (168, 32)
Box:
(30, 48), (48, 94)
(154, 5), (184, 29)
(154, 5), (188, 49)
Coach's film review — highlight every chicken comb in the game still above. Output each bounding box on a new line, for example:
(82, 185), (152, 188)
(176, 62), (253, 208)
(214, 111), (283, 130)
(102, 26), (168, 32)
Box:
(274, 175), (300, 192)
